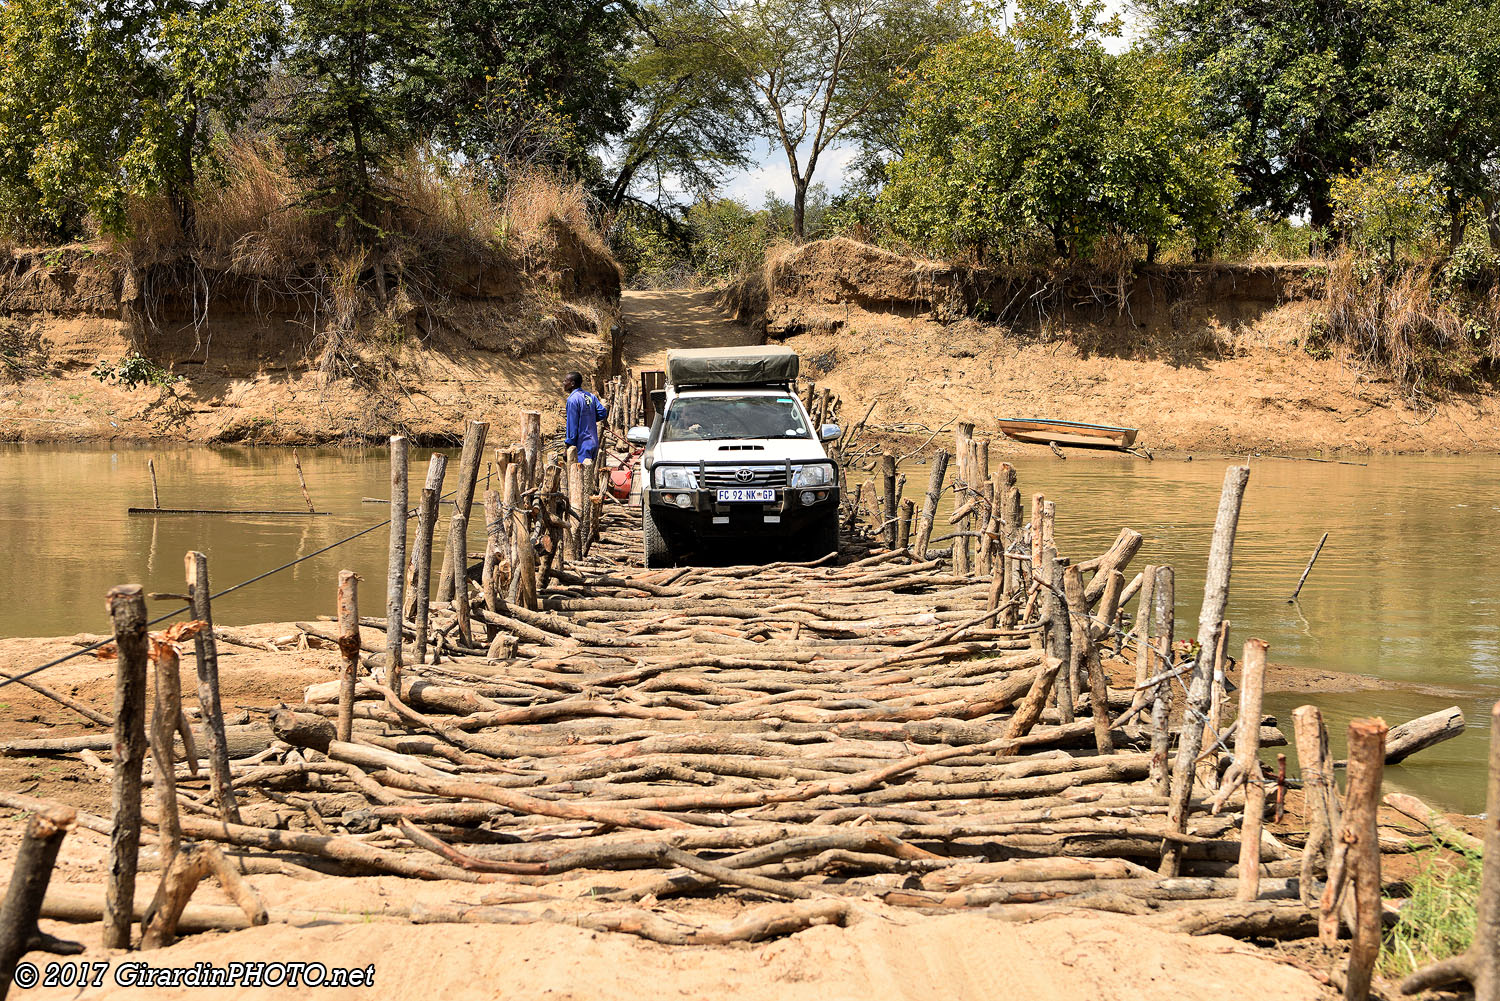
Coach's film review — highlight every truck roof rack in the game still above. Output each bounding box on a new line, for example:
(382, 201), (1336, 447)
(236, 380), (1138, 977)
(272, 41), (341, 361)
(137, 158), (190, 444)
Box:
(665, 346), (799, 388)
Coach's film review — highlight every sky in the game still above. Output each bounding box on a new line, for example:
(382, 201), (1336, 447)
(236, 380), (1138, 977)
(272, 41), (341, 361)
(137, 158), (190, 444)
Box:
(715, 0), (1140, 207)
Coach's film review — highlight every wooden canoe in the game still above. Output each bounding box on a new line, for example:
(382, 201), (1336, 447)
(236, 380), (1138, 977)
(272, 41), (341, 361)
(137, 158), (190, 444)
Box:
(997, 418), (1139, 450)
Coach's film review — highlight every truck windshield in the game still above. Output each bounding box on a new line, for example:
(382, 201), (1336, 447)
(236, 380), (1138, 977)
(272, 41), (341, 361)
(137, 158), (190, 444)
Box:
(662, 396), (810, 442)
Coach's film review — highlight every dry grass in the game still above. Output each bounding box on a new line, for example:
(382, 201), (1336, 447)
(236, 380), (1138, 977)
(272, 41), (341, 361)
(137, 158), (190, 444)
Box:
(196, 140), (325, 274)
(1314, 253), (1495, 395)
(498, 168), (608, 262)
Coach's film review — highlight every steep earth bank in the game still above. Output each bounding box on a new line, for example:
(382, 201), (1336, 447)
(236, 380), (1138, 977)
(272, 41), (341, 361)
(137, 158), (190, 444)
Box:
(730, 238), (1500, 453)
(0, 221), (622, 446)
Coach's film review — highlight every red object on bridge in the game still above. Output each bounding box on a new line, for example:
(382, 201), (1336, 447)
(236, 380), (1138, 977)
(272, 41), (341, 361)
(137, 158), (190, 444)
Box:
(607, 465), (634, 500)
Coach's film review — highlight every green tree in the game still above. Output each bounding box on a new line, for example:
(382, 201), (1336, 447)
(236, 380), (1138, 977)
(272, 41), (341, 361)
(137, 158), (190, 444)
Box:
(1330, 159), (1443, 266)
(426, 0), (637, 174)
(880, 0), (1238, 261)
(603, 3), (757, 213)
(0, 0), (279, 240)
(1136, 0), (1391, 229)
(1372, 0), (1500, 250)
(279, 0), (434, 249)
(660, 0), (967, 239)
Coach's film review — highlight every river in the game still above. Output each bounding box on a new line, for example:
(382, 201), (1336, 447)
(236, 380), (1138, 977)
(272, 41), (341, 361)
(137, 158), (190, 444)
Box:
(1, 443), (1496, 812)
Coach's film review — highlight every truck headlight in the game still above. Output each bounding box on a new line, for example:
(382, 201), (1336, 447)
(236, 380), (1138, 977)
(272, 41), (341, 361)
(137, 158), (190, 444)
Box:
(791, 463), (832, 487)
(655, 466), (697, 489)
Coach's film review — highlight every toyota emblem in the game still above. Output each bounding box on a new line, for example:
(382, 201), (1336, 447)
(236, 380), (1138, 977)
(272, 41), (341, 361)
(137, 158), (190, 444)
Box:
(735, 467), (754, 483)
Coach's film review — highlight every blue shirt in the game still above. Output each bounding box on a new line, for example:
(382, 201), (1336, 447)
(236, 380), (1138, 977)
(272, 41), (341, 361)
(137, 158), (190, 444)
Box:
(565, 388), (608, 462)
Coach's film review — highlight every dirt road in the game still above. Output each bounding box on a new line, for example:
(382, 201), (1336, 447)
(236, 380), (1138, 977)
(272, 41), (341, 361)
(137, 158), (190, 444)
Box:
(621, 287), (761, 368)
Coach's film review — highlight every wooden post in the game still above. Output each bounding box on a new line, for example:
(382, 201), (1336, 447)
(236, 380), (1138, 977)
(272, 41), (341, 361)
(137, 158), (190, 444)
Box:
(1042, 548), (1073, 723)
(1323, 718), (1387, 1001)
(1294, 705), (1342, 906)
(538, 461), (564, 588)
(522, 411), (543, 492)
(1064, 565), (1111, 754)
(149, 643), (183, 862)
(438, 420), (490, 602)
(482, 488), (504, 615)
(386, 435), (409, 695)
(336, 571), (359, 743)
(148, 458), (161, 509)
(564, 448), (583, 564)
(450, 511), (471, 646)
(509, 467), (538, 611)
(0, 803), (77, 994)
(1132, 565), (1159, 690)
(896, 498), (915, 550)
(1235, 638), (1268, 901)
(141, 844), (210, 950)
(1161, 465), (1250, 876)
(913, 451), (949, 560)
(1400, 700), (1500, 1001)
(1148, 566), (1175, 795)
(406, 452), (448, 642)
(880, 453), (897, 548)
(1200, 620), (1232, 791)
(185, 551), (239, 825)
(973, 440), (991, 571)
(105, 584), (149, 950)
(1288, 531), (1330, 602)
(291, 448), (315, 513)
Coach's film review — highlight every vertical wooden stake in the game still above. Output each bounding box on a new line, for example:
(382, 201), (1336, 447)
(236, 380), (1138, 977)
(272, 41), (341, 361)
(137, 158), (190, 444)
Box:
(896, 497), (915, 551)
(913, 451), (949, 560)
(1148, 566), (1176, 796)
(1064, 565), (1111, 754)
(292, 449), (315, 513)
(437, 420), (490, 602)
(336, 570), (359, 743)
(880, 453), (897, 549)
(408, 452), (448, 656)
(386, 435), (409, 696)
(1235, 638), (1268, 901)
(185, 551), (239, 824)
(1295, 705), (1342, 906)
(149, 644), (183, 863)
(105, 584), (149, 951)
(0, 804), (77, 994)
(1162, 465), (1250, 876)
(1324, 718), (1387, 1001)
(148, 458), (161, 509)
(482, 488), (504, 616)
(1042, 548), (1073, 723)
(450, 511), (471, 646)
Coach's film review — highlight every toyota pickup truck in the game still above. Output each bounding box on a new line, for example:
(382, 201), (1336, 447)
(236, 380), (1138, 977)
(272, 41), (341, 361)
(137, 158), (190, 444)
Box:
(626, 346), (841, 568)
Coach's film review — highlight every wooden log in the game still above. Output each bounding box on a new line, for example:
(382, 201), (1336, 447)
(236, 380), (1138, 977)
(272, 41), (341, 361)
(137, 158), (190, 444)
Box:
(880, 453), (898, 548)
(913, 451), (949, 560)
(386, 435), (409, 695)
(1322, 718), (1386, 1000)
(200, 843), (268, 927)
(141, 843), (211, 949)
(408, 453), (448, 653)
(18, 883), (403, 932)
(149, 644), (183, 862)
(523, 410), (543, 490)
(1384, 706), (1464, 765)
(438, 419), (489, 602)
(335, 570), (360, 742)
(1041, 547), (1073, 723)
(148, 457), (160, 509)
(1399, 701), (1500, 1001)
(1234, 638), (1268, 901)
(0, 669), (110, 727)
(1148, 566), (1175, 795)
(508, 467), (538, 611)
(105, 584), (149, 951)
(896, 498), (915, 551)
(271, 709), (337, 753)
(291, 448), (315, 513)
(1288, 530), (1329, 602)
(450, 511), (472, 646)
(1063, 565), (1110, 754)
(1132, 564), (1158, 688)
(1383, 792), (1482, 854)
(1161, 465), (1250, 877)
(1082, 528), (1143, 604)
(185, 551), (239, 824)
(0, 804), (78, 994)
(482, 487), (504, 614)
(1294, 705), (1341, 906)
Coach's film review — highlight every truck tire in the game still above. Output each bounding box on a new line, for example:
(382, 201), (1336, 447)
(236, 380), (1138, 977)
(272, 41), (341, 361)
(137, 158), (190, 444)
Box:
(805, 511), (840, 560)
(643, 502), (672, 568)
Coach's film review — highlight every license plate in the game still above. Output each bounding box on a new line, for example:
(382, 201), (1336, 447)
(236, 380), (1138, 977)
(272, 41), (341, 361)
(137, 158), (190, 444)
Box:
(716, 488), (776, 503)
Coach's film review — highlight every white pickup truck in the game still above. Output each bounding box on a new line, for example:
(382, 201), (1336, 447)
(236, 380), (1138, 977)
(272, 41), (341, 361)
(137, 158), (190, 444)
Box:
(626, 346), (841, 568)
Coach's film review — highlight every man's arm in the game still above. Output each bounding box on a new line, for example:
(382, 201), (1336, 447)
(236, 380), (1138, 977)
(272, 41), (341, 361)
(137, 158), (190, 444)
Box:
(594, 394), (608, 423)
(564, 394), (580, 447)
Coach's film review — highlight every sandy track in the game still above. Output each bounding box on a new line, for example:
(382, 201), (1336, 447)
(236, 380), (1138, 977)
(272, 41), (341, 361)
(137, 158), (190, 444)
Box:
(621, 288), (761, 369)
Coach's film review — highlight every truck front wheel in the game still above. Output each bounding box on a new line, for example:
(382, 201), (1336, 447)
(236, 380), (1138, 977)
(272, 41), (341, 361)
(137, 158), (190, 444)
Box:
(804, 511), (840, 561)
(643, 502), (673, 568)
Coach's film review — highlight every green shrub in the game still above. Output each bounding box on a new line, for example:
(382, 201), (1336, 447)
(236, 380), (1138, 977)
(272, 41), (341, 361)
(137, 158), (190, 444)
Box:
(1380, 847), (1481, 979)
(91, 351), (178, 389)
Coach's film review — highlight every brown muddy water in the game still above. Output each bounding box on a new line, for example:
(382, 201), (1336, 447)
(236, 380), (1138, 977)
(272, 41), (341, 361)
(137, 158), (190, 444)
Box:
(1, 443), (1497, 813)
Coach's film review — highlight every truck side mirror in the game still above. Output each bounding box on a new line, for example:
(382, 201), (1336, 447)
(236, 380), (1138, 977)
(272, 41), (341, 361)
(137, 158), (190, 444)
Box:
(819, 423), (842, 442)
(626, 426), (650, 446)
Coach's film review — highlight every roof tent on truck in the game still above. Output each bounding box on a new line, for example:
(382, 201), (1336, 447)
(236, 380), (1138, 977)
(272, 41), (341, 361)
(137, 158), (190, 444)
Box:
(665, 345), (799, 389)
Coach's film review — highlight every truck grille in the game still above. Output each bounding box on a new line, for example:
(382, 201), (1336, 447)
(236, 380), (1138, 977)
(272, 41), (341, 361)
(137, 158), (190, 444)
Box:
(701, 466), (787, 489)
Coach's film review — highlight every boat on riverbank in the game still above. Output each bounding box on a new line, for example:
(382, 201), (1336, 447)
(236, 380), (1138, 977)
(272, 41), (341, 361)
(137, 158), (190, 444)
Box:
(997, 417), (1139, 450)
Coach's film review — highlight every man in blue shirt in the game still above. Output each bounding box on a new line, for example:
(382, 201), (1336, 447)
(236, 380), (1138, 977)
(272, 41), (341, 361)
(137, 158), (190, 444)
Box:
(563, 371), (608, 462)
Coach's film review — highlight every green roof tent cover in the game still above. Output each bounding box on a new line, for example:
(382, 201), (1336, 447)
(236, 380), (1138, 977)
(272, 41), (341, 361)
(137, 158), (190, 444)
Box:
(665, 345), (800, 388)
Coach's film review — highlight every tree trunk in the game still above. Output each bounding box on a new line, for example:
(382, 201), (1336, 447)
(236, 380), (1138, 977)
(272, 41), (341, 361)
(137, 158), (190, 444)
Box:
(792, 178), (808, 241)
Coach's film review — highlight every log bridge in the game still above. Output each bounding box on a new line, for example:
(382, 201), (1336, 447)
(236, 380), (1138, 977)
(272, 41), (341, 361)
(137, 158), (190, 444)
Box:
(3, 383), (1495, 1001)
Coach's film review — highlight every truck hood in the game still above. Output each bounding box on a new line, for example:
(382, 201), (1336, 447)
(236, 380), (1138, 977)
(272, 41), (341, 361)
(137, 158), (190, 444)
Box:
(651, 439), (832, 465)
